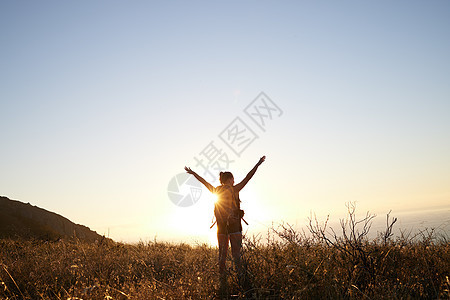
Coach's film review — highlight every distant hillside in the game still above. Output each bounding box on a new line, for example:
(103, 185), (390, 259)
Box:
(0, 196), (104, 242)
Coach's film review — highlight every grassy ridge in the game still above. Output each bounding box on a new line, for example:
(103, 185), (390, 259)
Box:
(0, 212), (449, 299)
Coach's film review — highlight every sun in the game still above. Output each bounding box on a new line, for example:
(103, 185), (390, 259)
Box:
(168, 185), (269, 246)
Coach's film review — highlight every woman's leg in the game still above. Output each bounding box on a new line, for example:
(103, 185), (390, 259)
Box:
(217, 233), (229, 275)
(229, 232), (242, 272)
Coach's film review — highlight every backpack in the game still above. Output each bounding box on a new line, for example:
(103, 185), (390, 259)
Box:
(211, 185), (245, 228)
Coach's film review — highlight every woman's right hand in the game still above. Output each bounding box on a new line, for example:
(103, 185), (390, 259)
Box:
(258, 156), (266, 165)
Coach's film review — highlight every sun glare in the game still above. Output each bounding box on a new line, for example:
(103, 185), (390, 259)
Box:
(168, 190), (217, 246)
(213, 192), (219, 203)
(168, 185), (269, 247)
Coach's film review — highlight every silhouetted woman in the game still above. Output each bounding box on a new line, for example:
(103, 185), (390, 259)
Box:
(185, 156), (265, 276)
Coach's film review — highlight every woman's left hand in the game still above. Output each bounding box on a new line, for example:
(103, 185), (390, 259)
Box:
(184, 166), (195, 174)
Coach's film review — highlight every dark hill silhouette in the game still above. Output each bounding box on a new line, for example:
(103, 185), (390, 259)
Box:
(0, 196), (104, 242)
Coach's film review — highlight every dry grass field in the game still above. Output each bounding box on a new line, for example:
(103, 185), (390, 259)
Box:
(1, 209), (449, 299)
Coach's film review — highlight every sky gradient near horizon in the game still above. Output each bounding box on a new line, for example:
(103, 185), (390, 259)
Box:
(1, 1), (449, 243)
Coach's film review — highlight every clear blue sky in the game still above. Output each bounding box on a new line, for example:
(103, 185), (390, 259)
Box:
(1, 1), (449, 243)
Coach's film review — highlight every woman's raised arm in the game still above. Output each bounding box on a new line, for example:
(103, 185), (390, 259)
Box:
(234, 156), (266, 192)
(184, 167), (214, 193)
